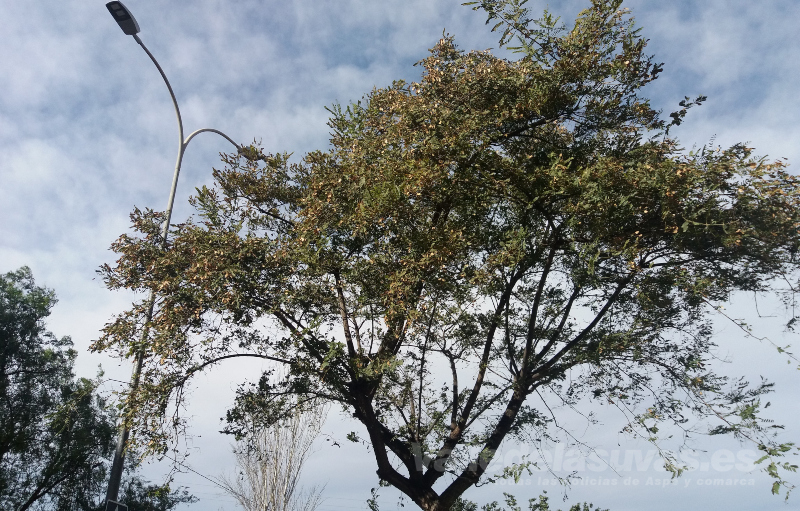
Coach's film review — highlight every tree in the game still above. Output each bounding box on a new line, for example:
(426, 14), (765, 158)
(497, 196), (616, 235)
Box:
(94, 0), (800, 510)
(0, 267), (195, 511)
(115, 477), (196, 511)
(478, 492), (605, 511)
(0, 266), (110, 510)
(219, 398), (326, 511)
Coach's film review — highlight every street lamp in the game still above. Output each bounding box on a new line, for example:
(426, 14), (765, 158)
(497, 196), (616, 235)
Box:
(104, 3), (241, 508)
(106, 1), (139, 35)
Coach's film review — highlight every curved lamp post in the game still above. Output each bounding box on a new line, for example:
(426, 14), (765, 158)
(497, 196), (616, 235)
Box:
(104, 2), (241, 506)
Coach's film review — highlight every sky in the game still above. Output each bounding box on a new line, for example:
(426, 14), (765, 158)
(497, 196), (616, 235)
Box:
(1, 0), (799, 510)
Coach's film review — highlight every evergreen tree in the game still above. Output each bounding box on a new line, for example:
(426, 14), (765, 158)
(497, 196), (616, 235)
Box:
(0, 267), (195, 510)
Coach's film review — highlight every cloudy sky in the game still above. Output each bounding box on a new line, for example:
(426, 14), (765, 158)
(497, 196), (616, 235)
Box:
(1, 0), (799, 510)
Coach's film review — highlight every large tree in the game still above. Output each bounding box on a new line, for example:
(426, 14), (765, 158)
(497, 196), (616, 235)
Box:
(95, 0), (800, 509)
(0, 266), (195, 511)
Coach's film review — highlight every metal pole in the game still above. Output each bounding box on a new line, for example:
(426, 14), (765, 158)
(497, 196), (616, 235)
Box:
(105, 32), (240, 506)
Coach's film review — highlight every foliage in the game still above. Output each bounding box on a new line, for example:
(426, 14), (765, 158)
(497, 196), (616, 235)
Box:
(0, 266), (110, 510)
(117, 477), (197, 511)
(450, 497), (478, 511)
(0, 267), (195, 511)
(95, 0), (800, 510)
(477, 491), (605, 511)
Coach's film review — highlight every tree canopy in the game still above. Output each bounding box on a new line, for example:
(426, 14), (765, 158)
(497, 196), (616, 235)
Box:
(94, 0), (800, 509)
(0, 267), (195, 511)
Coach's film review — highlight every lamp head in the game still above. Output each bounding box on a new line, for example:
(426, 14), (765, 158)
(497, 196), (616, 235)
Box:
(106, 2), (140, 35)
